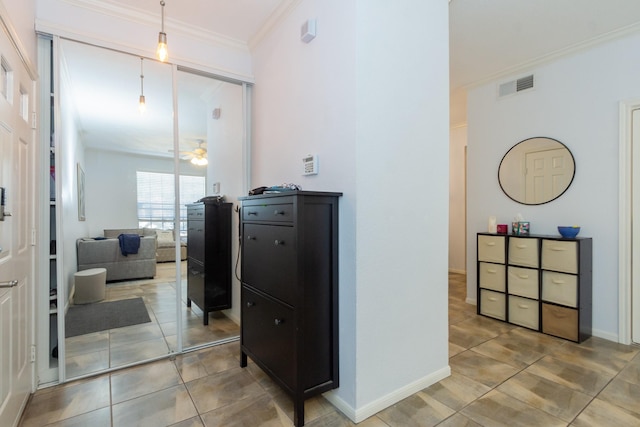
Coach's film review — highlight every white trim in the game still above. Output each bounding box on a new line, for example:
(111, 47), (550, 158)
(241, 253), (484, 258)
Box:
(324, 366), (451, 424)
(465, 297), (477, 306)
(618, 99), (640, 345)
(0, 2), (38, 80)
(248, 0), (302, 50)
(464, 22), (640, 91)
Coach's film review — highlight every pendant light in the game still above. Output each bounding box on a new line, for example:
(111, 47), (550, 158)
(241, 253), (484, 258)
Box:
(156, 0), (168, 62)
(139, 57), (146, 113)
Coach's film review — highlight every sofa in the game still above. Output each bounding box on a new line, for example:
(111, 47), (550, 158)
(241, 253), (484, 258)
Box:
(155, 229), (187, 263)
(77, 228), (157, 282)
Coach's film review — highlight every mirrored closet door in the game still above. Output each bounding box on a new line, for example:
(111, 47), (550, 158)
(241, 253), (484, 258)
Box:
(45, 38), (244, 382)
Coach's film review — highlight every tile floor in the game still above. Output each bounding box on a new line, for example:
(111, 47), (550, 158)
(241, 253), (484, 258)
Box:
(21, 272), (640, 426)
(65, 261), (239, 379)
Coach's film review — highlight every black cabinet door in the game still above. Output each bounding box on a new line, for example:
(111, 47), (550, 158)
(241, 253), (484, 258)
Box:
(242, 286), (294, 389)
(187, 219), (205, 262)
(242, 224), (296, 305)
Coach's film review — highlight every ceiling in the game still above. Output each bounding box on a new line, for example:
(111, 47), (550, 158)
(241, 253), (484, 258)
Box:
(61, 0), (640, 155)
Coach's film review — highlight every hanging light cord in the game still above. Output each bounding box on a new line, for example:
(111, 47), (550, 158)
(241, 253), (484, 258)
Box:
(140, 58), (144, 96)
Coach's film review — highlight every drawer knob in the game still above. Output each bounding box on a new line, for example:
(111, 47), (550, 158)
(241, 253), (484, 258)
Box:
(518, 274), (529, 279)
(550, 247), (567, 251)
(274, 318), (284, 326)
(246, 235), (256, 240)
(488, 297), (497, 301)
(247, 211), (258, 216)
(552, 279), (565, 284)
(274, 210), (285, 215)
(487, 268), (497, 274)
(518, 304), (529, 309)
(516, 244), (527, 249)
(246, 301), (255, 307)
(487, 242), (496, 246)
(274, 240), (284, 246)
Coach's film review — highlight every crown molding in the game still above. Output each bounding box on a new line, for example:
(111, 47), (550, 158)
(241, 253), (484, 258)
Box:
(248, 0), (302, 50)
(56, 0), (249, 52)
(0, 2), (37, 79)
(462, 21), (640, 92)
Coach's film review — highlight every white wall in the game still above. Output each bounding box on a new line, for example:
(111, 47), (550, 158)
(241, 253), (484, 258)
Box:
(449, 125), (467, 273)
(204, 81), (244, 322)
(467, 32), (640, 341)
(251, 0), (449, 421)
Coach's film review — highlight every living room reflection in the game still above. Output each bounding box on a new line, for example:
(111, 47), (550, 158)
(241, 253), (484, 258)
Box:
(58, 39), (242, 380)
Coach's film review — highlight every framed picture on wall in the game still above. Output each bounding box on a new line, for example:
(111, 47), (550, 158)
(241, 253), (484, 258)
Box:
(77, 163), (85, 221)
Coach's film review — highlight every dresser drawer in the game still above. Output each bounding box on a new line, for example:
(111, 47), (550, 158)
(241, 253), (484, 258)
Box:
(541, 240), (578, 274)
(187, 206), (205, 220)
(242, 224), (296, 305)
(187, 219), (204, 261)
(242, 286), (294, 388)
(508, 296), (539, 330)
(478, 235), (505, 263)
(507, 266), (539, 299)
(243, 203), (293, 222)
(479, 262), (505, 291)
(542, 303), (578, 341)
(542, 271), (577, 307)
(479, 289), (506, 320)
(508, 237), (539, 268)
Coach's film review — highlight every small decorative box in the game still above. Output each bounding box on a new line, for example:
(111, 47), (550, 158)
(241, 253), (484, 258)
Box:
(496, 224), (508, 234)
(512, 221), (530, 235)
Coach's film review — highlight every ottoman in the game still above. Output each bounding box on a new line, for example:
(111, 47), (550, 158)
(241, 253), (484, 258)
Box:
(74, 268), (107, 304)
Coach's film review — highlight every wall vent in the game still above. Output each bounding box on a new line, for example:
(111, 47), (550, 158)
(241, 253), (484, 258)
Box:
(498, 74), (535, 97)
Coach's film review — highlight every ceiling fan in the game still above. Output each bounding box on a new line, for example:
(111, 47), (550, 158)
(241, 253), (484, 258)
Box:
(173, 139), (208, 166)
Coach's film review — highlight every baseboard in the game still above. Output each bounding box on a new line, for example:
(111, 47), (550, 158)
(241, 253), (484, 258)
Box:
(592, 328), (619, 343)
(324, 365), (451, 423)
(448, 268), (467, 274)
(465, 297), (477, 306)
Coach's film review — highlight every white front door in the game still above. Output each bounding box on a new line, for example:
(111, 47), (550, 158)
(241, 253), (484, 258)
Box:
(632, 108), (640, 344)
(524, 148), (573, 204)
(0, 20), (36, 427)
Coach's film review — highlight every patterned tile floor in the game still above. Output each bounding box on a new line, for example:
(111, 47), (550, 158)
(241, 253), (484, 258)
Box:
(20, 272), (640, 426)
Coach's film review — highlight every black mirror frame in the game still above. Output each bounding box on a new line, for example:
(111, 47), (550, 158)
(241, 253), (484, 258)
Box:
(498, 136), (576, 205)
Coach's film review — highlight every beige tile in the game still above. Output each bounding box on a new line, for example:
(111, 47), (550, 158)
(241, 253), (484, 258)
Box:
(449, 350), (520, 388)
(200, 394), (291, 427)
(524, 355), (614, 396)
(110, 336), (170, 367)
(65, 349), (110, 378)
(110, 359), (182, 404)
(186, 366), (266, 414)
(64, 331), (109, 356)
(168, 417), (205, 427)
(596, 376), (640, 416)
(572, 397), (640, 426)
(305, 411), (389, 427)
(422, 372), (491, 411)
(377, 392), (456, 427)
(461, 390), (566, 427)
(20, 376), (110, 427)
(263, 389), (336, 425)
(112, 384), (198, 427)
(496, 370), (591, 422)
(43, 407), (111, 427)
(436, 413), (482, 427)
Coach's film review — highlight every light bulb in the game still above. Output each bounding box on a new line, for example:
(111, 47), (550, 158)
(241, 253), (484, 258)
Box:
(139, 94), (146, 113)
(157, 33), (168, 62)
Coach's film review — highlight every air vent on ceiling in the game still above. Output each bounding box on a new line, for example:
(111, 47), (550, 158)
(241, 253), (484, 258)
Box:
(498, 74), (535, 97)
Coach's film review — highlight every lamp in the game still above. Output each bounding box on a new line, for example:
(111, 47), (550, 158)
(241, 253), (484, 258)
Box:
(191, 156), (208, 166)
(139, 57), (146, 113)
(156, 0), (168, 62)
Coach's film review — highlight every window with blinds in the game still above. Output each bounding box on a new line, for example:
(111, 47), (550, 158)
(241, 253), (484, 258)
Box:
(136, 171), (205, 235)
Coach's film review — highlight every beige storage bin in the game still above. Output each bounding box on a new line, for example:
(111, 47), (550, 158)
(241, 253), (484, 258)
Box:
(479, 262), (506, 292)
(508, 237), (539, 268)
(508, 295), (539, 329)
(541, 240), (578, 274)
(478, 235), (505, 263)
(479, 289), (506, 320)
(508, 266), (539, 299)
(542, 271), (578, 307)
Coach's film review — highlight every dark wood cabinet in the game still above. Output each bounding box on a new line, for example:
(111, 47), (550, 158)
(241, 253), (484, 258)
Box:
(239, 191), (341, 427)
(186, 201), (232, 325)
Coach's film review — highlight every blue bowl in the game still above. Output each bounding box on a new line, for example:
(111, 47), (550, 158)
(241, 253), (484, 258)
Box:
(558, 226), (580, 238)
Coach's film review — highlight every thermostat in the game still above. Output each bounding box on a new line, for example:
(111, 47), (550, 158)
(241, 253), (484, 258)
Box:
(302, 154), (318, 175)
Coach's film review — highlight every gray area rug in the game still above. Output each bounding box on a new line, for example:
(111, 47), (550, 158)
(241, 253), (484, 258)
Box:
(65, 297), (151, 337)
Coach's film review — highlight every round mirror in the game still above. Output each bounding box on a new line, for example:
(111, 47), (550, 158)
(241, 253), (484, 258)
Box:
(498, 137), (575, 205)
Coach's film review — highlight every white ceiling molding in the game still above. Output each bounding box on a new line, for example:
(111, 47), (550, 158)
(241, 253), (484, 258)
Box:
(462, 20), (640, 91)
(248, 0), (302, 50)
(0, 1), (37, 79)
(59, 0), (249, 52)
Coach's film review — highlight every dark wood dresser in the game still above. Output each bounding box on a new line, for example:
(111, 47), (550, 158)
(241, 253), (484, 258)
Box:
(239, 191), (341, 427)
(186, 201), (232, 325)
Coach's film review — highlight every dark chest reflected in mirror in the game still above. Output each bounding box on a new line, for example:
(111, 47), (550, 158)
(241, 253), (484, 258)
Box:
(498, 137), (575, 205)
